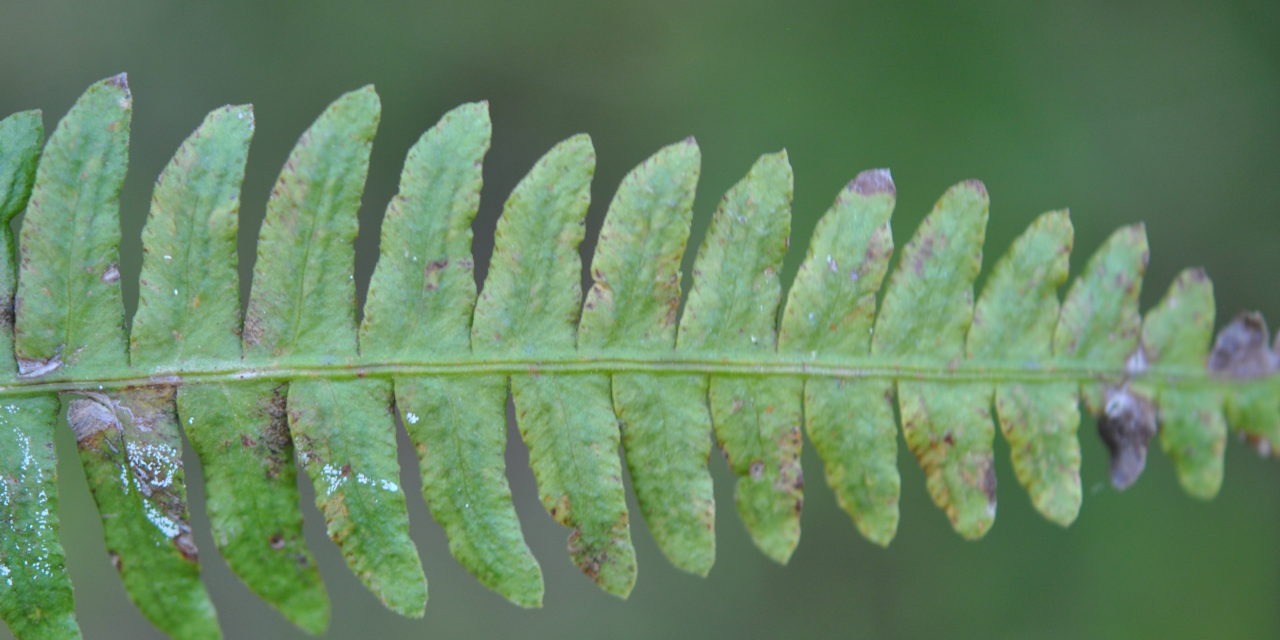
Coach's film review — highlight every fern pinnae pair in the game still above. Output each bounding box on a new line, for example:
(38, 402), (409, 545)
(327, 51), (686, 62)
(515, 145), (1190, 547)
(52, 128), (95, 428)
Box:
(0, 74), (1276, 640)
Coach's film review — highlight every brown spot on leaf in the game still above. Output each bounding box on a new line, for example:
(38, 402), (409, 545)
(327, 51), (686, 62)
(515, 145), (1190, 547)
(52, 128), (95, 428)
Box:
(749, 460), (765, 479)
(1097, 386), (1158, 490)
(269, 533), (286, 550)
(242, 312), (265, 348)
(1209, 312), (1276, 379)
(1244, 433), (1274, 458)
(566, 528), (606, 580)
(263, 386), (287, 422)
(259, 388), (294, 479)
(423, 259), (449, 291)
(65, 392), (121, 445)
(17, 350), (63, 378)
(850, 168), (896, 197)
(548, 494), (572, 525)
(981, 462), (997, 505)
(100, 263), (120, 283)
(174, 530), (199, 563)
(780, 465), (804, 493)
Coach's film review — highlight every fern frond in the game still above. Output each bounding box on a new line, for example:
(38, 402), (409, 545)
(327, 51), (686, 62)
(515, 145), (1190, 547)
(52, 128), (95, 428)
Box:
(0, 75), (1276, 640)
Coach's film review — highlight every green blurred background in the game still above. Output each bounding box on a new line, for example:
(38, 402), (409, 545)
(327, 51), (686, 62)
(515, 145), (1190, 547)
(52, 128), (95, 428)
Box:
(2, 1), (1278, 638)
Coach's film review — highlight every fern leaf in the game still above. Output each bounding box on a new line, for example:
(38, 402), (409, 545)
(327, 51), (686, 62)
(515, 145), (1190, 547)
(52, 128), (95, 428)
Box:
(0, 109), (82, 640)
(1140, 269), (1224, 498)
(244, 86), (427, 618)
(778, 170), (898, 544)
(1055, 224), (1149, 487)
(1, 75), (1277, 639)
(679, 151), (803, 563)
(66, 388), (215, 639)
(361, 102), (544, 608)
(580, 139), (715, 576)
(14, 75), (220, 640)
(131, 105), (250, 365)
(0, 111), (41, 223)
(133, 103), (329, 634)
(15, 76), (130, 376)
(966, 210), (1079, 526)
(874, 180), (994, 539)
(472, 135), (640, 597)
(1208, 313), (1280, 455)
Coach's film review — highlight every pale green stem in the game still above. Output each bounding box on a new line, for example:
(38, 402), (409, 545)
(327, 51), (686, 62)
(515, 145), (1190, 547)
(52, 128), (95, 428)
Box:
(0, 353), (1263, 396)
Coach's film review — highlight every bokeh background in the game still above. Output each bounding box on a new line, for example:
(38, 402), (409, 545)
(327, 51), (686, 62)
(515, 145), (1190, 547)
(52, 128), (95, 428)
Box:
(2, 1), (1278, 638)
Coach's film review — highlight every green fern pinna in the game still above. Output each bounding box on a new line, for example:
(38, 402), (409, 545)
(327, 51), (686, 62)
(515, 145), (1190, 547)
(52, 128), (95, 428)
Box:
(0, 75), (1275, 639)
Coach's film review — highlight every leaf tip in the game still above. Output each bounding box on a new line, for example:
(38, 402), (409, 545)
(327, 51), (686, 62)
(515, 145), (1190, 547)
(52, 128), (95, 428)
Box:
(1183, 265), (1209, 283)
(749, 149), (794, 188)
(688, 563), (713, 579)
(562, 132), (594, 152)
(1042, 502), (1081, 529)
(509, 585), (545, 609)
(1041, 207), (1070, 223)
(106, 71), (129, 91)
(1122, 221), (1150, 257)
(8, 108), (42, 125)
(961, 178), (988, 199)
(338, 84), (381, 114)
(291, 606), (331, 636)
(862, 524), (897, 548)
(850, 168), (895, 197)
(220, 103), (255, 129)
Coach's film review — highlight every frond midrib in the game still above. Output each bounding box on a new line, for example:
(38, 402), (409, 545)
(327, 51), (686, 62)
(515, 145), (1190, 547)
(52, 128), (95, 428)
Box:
(0, 351), (1262, 396)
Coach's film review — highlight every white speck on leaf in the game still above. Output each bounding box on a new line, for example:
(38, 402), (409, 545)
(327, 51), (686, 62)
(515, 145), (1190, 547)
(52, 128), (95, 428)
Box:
(321, 463), (346, 496)
(143, 502), (180, 538)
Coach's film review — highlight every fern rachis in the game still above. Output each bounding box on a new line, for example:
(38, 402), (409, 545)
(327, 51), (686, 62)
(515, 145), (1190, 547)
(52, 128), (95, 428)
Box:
(0, 74), (1275, 640)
